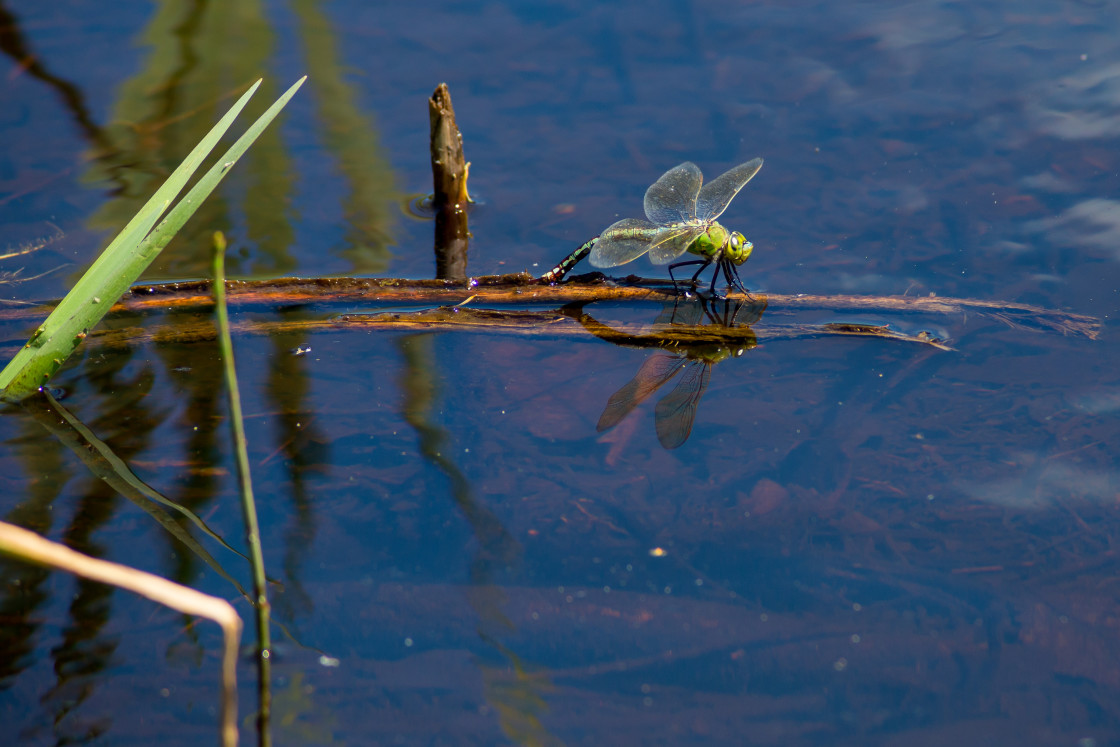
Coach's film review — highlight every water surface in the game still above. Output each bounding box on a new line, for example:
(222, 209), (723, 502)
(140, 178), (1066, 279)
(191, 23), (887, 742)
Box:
(1, 1), (1118, 744)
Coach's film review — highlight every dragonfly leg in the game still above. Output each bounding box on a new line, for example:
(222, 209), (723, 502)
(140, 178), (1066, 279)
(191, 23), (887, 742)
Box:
(668, 259), (710, 296)
(726, 261), (754, 299)
(701, 258), (740, 299)
(707, 264), (724, 299)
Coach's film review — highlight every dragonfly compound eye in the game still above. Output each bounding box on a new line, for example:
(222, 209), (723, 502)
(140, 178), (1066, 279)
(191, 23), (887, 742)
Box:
(742, 240), (754, 260)
(727, 232), (752, 264)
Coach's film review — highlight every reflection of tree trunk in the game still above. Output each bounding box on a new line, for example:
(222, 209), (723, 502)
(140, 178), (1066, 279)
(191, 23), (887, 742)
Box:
(428, 84), (471, 280)
(397, 334), (560, 744)
(397, 334), (521, 586)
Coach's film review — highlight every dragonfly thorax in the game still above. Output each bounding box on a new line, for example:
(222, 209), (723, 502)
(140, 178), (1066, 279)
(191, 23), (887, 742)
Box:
(692, 223), (753, 266)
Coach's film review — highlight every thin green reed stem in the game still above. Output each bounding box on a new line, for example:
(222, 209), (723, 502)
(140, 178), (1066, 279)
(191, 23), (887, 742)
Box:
(211, 231), (271, 746)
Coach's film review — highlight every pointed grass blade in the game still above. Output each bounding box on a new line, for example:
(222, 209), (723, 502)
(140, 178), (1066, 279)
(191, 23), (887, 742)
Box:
(139, 77), (306, 258)
(0, 77), (306, 402)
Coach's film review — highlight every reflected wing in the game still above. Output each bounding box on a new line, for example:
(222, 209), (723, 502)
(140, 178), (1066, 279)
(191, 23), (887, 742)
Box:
(590, 218), (657, 268)
(597, 354), (684, 433)
(647, 224), (705, 265)
(702, 297), (763, 327)
(644, 162), (703, 225)
(695, 158), (763, 223)
(654, 361), (711, 449)
(651, 298), (706, 328)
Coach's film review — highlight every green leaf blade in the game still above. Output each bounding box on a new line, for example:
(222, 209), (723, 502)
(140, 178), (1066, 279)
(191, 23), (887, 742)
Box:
(0, 77), (305, 401)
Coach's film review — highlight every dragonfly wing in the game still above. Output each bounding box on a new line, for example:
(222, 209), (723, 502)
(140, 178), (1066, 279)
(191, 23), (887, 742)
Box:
(597, 354), (684, 433)
(644, 162), (703, 225)
(590, 218), (657, 268)
(647, 224), (705, 265)
(695, 158), (763, 222)
(654, 361), (711, 449)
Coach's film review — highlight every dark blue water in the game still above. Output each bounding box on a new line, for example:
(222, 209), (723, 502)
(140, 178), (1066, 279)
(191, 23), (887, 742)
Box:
(1, 1), (1118, 744)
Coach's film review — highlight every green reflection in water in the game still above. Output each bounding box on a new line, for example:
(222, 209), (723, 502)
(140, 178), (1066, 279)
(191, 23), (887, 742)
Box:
(83, 0), (397, 280)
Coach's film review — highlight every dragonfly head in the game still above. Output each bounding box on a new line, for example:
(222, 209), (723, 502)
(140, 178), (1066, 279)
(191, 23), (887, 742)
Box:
(725, 231), (753, 265)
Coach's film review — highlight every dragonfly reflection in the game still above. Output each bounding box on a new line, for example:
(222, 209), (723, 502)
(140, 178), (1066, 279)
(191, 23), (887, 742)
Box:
(570, 297), (765, 450)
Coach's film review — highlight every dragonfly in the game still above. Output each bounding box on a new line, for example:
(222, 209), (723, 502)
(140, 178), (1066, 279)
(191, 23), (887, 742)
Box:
(541, 158), (764, 297)
(595, 298), (764, 449)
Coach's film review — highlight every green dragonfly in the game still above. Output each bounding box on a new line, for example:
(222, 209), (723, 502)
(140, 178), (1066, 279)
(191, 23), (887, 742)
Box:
(541, 158), (764, 296)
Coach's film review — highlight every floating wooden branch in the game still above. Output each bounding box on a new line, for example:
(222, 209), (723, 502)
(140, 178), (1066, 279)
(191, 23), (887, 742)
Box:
(336, 306), (957, 351)
(125, 275), (1102, 339)
(0, 274), (1099, 347)
(57, 306), (952, 351)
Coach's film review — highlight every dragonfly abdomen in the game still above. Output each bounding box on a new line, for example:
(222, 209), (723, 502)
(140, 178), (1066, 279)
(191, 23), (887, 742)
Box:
(540, 236), (598, 283)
